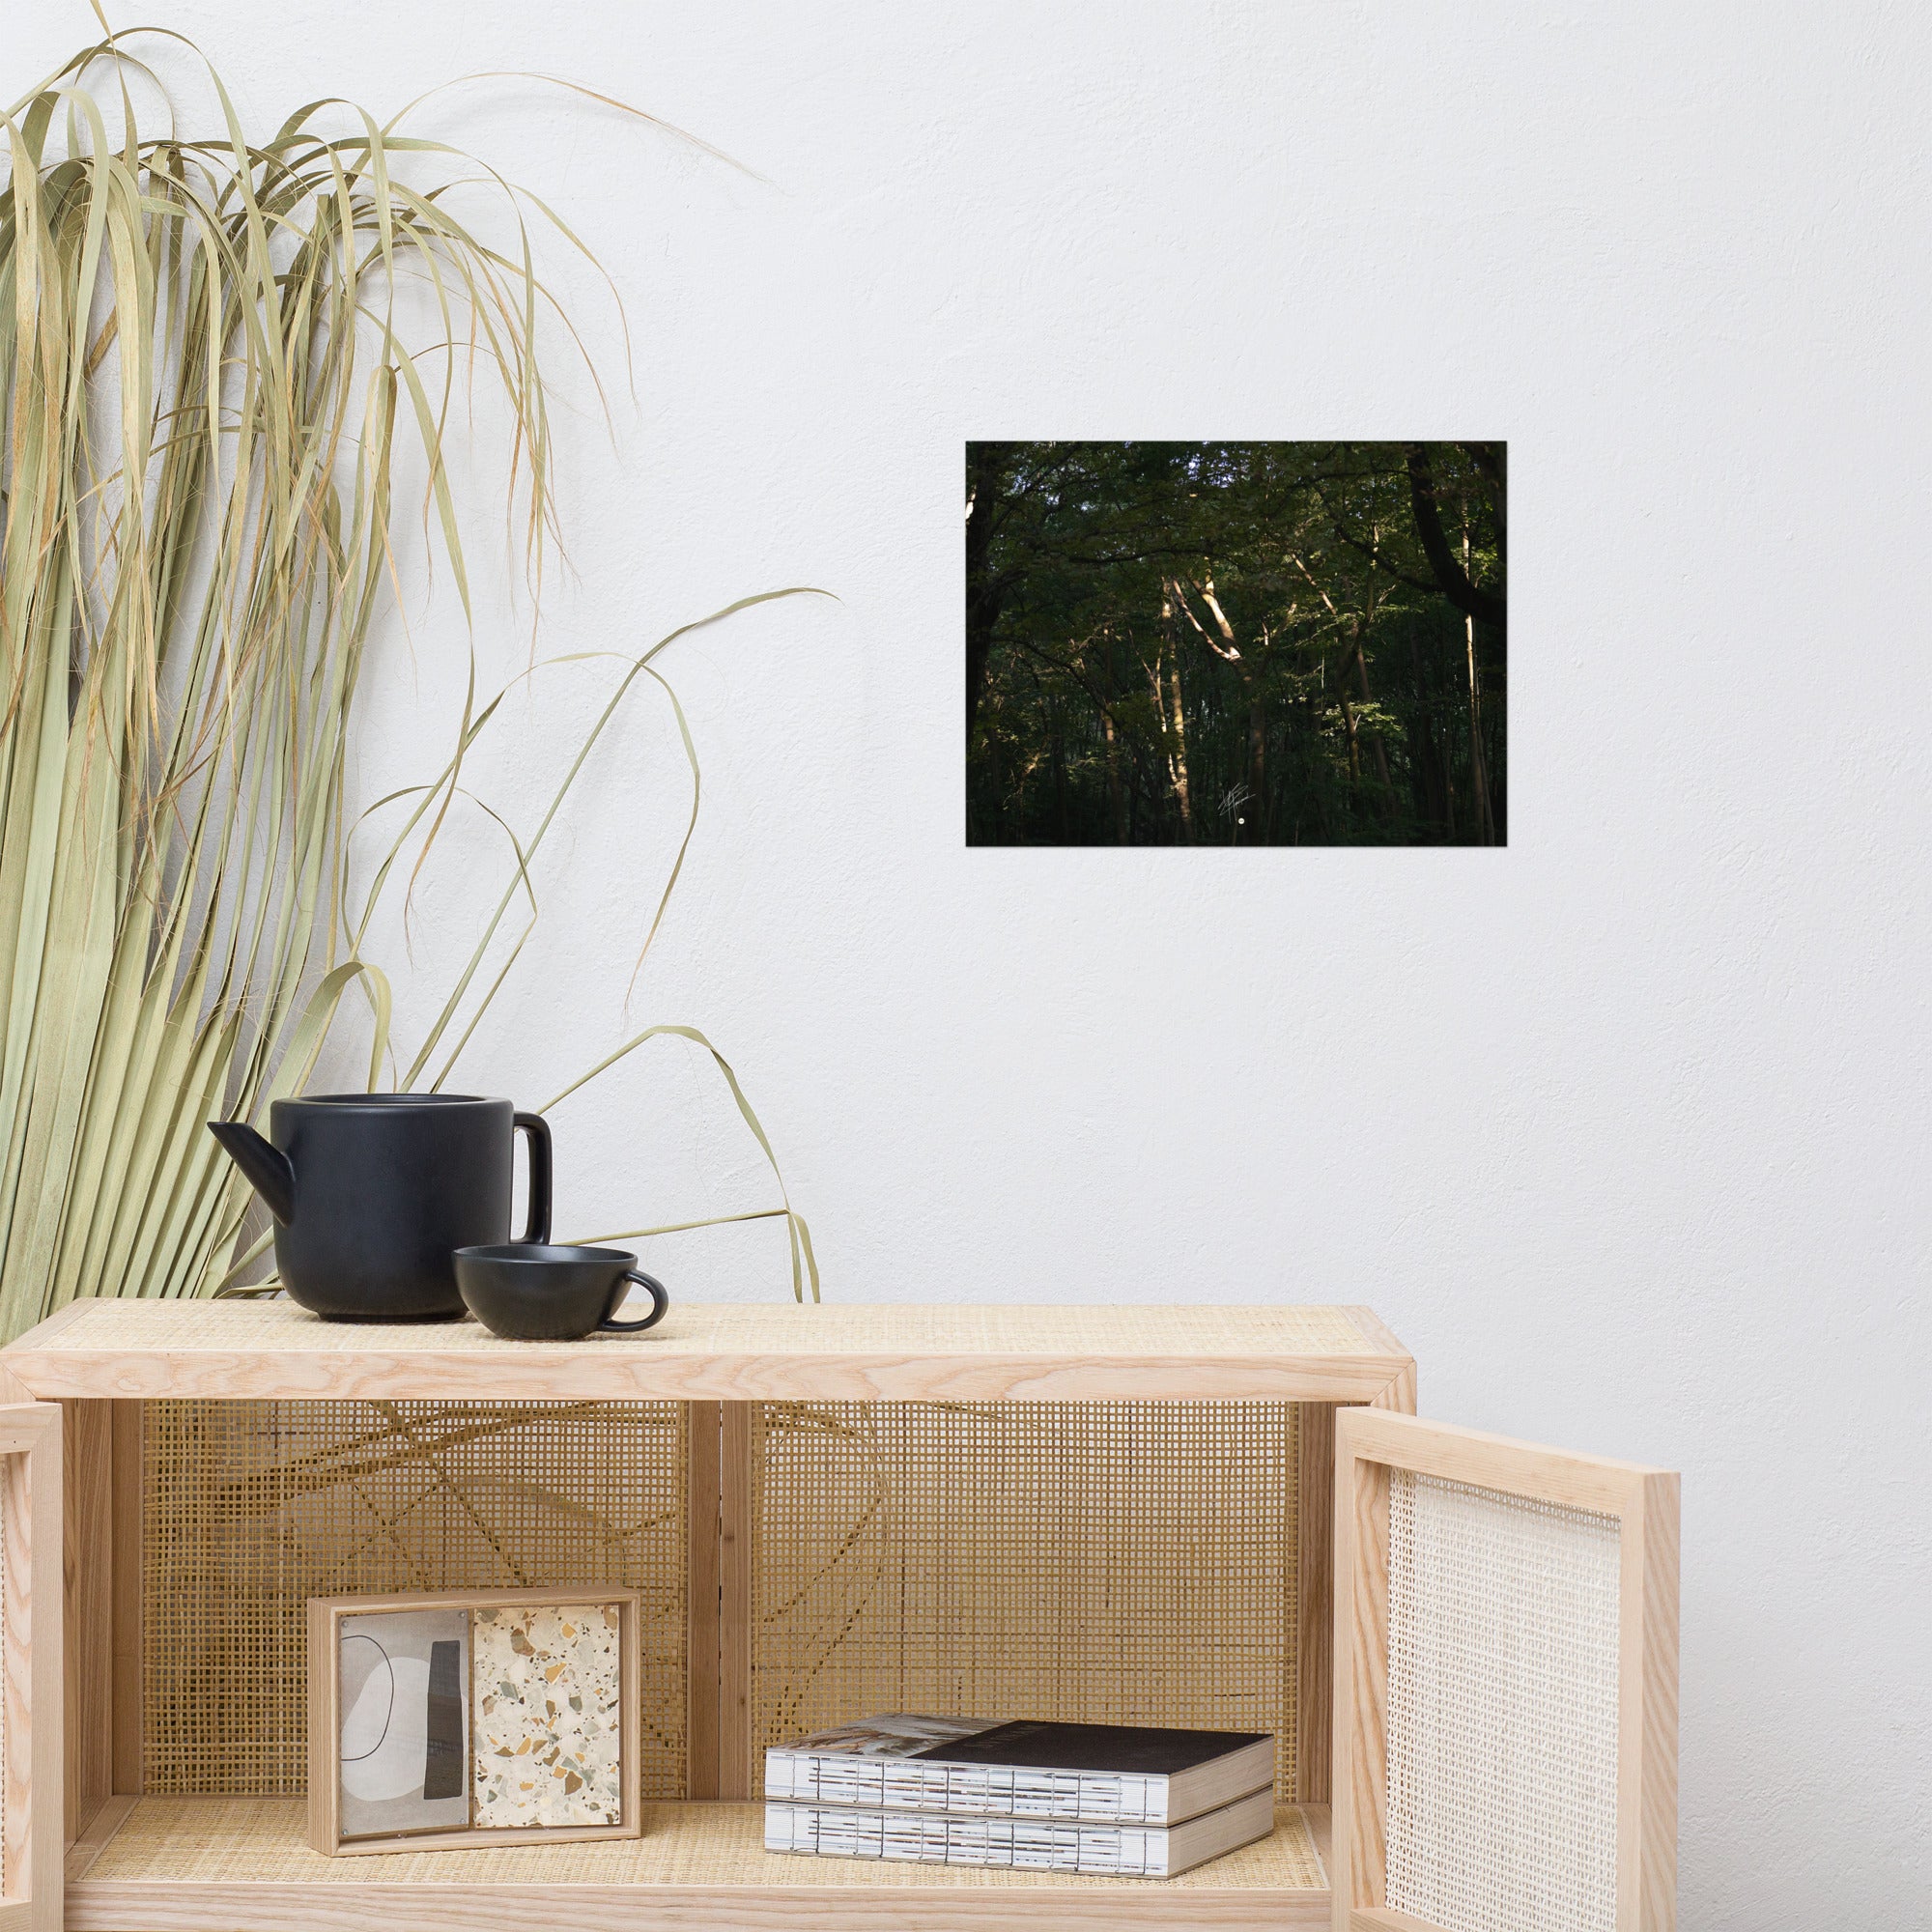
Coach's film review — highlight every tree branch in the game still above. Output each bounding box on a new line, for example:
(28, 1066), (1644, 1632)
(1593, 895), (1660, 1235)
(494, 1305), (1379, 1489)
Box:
(1169, 577), (1242, 661)
(1404, 443), (1505, 628)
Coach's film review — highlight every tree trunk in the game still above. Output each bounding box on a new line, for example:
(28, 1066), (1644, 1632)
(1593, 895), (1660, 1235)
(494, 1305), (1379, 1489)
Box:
(1350, 564), (1395, 798)
(1352, 634), (1392, 795)
(1179, 576), (1267, 838)
(1103, 631), (1128, 843)
(1103, 709), (1127, 843)
(965, 448), (1003, 739)
(1463, 526), (1494, 844)
(1158, 595), (1195, 841)
(1465, 611), (1493, 844)
(1051, 698), (1068, 842)
(1194, 579), (1267, 833)
(1409, 633), (1451, 838)
(1167, 660), (1194, 841)
(1248, 684), (1267, 839)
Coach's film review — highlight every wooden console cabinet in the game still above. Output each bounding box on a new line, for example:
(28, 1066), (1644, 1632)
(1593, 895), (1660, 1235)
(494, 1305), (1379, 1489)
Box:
(0, 1298), (1674, 1932)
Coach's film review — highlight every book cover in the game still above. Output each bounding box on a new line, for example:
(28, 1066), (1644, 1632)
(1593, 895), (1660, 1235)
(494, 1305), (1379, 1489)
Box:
(914, 1719), (1269, 1776)
(770, 1714), (999, 1761)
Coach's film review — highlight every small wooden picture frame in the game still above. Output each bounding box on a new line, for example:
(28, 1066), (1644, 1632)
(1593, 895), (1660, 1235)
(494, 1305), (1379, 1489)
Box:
(307, 1586), (642, 1856)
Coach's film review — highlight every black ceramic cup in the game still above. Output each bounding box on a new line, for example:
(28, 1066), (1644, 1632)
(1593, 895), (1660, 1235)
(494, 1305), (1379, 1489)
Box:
(452, 1243), (669, 1342)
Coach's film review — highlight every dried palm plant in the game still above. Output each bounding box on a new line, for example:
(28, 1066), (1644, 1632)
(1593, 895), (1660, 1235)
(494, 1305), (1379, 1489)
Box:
(0, 27), (817, 1340)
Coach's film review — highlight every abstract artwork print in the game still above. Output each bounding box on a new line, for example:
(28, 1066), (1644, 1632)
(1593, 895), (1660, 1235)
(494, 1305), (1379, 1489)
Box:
(337, 1606), (471, 1838)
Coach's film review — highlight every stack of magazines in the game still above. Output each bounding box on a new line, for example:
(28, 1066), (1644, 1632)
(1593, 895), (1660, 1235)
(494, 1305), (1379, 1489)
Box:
(763, 1713), (1276, 1878)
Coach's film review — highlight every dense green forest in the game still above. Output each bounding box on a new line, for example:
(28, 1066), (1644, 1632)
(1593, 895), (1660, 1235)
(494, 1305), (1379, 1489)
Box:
(966, 442), (1506, 845)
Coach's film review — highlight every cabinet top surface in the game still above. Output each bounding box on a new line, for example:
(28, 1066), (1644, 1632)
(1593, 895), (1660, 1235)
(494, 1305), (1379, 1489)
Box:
(1, 1297), (1409, 1403)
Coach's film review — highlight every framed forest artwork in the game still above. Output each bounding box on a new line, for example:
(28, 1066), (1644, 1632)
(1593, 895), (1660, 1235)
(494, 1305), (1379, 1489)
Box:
(965, 440), (1506, 846)
(308, 1587), (642, 1854)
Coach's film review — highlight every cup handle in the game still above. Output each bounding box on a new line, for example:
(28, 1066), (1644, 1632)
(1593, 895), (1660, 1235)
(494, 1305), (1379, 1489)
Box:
(600, 1270), (669, 1333)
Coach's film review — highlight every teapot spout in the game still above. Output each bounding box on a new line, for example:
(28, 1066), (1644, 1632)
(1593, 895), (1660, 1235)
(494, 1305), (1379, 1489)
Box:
(207, 1120), (296, 1224)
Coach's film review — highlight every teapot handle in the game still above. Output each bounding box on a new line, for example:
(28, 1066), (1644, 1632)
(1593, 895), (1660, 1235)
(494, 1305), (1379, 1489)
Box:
(513, 1112), (553, 1244)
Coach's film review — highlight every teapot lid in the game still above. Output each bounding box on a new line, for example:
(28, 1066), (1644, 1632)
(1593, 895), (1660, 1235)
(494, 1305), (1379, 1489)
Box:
(281, 1092), (508, 1108)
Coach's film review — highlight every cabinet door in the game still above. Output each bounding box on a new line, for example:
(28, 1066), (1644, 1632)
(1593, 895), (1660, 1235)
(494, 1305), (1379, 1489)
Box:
(1332, 1408), (1677, 1932)
(0, 1405), (60, 1932)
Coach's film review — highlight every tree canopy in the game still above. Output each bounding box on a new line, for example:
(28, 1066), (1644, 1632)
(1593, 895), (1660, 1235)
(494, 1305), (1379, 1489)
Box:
(966, 441), (1506, 845)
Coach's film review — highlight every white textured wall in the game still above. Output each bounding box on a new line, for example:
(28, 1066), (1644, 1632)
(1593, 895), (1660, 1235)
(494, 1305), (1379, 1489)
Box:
(17, 4), (1928, 1921)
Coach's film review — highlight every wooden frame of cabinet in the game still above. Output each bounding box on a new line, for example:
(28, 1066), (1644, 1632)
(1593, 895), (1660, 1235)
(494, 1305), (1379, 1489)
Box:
(0, 1297), (1673, 1931)
(0, 1400), (62, 1932)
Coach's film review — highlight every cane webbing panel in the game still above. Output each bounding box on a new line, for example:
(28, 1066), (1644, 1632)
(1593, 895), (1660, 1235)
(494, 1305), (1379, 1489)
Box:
(81, 1796), (1328, 1889)
(1385, 1470), (1620, 1932)
(142, 1402), (686, 1797)
(751, 1402), (1300, 1799)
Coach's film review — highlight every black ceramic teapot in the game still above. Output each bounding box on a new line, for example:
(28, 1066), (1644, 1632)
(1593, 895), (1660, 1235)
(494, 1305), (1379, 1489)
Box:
(209, 1094), (551, 1321)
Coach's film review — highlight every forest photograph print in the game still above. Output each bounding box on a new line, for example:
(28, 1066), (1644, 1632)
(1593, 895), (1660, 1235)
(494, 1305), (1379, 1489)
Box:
(965, 442), (1506, 845)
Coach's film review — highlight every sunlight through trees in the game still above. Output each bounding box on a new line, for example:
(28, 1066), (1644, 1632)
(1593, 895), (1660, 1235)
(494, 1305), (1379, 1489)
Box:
(966, 442), (1506, 846)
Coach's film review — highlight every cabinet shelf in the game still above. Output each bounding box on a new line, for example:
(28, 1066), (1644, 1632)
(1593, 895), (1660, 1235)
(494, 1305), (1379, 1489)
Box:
(65, 1796), (1333, 1930)
(1, 1296), (1413, 1404)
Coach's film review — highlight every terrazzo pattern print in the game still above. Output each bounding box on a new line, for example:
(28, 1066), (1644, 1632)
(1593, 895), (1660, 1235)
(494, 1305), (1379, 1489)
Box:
(471, 1603), (624, 1828)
